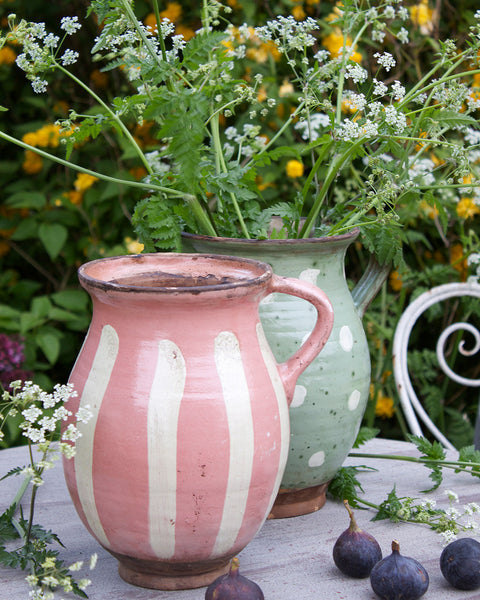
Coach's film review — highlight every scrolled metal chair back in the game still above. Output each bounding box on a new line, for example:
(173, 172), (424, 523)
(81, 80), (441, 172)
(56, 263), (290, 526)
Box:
(393, 282), (480, 451)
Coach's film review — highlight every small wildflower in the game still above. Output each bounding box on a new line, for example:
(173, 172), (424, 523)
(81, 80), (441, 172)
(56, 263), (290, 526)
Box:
(74, 173), (98, 192)
(68, 561), (84, 572)
(445, 490), (459, 503)
(60, 16), (82, 35)
(286, 159), (304, 178)
(374, 52), (396, 72)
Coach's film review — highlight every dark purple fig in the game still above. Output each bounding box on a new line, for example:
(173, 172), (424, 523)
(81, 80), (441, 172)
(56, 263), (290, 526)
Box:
(440, 537), (480, 590)
(332, 499), (382, 578)
(370, 540), (429, 600)
(205, 557), (264, 600)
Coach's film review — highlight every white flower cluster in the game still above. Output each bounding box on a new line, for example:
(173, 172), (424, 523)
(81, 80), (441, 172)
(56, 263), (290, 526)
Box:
(255, 15), (317, 53)
(25, 553), (96, 599)
(13, 17), (81, 93)
(374, 51), (396, 72)
(224, 124), (267, 159)
(438, 490), (480, 545)
(2, 381), (91, 461)
(294, 112), (331, 141)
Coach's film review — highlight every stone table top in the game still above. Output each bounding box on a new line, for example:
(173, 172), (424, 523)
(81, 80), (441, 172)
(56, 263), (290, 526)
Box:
(1, 438), (479, 600)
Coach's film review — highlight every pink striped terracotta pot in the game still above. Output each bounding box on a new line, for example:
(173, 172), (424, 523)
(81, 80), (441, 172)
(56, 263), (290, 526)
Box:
(63, 253), (333, 590)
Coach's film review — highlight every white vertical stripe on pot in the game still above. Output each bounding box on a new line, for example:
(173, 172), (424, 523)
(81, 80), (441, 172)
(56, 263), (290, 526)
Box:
(255, 322), (289, 519)
(212, 331), (254, 557)
(148, 339), (186, 559)
(74, 324), (119, 549)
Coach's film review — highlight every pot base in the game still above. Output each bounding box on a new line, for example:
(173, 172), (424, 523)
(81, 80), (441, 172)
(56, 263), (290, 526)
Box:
(114, 552), (232, 590)
(268, 482), (330, 519)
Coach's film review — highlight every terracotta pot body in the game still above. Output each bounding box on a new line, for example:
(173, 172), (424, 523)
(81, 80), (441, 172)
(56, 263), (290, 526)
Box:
(182, 232), (386, 518)
(63, 253), (333, 590)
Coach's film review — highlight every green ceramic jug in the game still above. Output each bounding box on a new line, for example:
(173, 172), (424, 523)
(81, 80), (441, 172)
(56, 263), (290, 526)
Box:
(182, 230), (389, 517)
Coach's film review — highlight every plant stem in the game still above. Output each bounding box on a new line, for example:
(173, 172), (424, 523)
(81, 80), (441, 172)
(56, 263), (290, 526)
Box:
(55, 62), (153, 175)
(299, 138), (366, 237)
(349, 451), (480, 473)
(0, 130), (186, 198)
(210, 113), (250, 238)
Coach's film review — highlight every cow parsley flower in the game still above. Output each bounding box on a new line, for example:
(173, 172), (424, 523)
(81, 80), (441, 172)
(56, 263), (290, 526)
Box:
(60, 16), (82, 35)
(60, 49), (79, 66)
(374, 52), (396, 72)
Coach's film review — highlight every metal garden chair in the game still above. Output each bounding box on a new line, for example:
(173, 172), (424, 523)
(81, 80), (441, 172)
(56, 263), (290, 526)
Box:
(392, 281), (480, 451)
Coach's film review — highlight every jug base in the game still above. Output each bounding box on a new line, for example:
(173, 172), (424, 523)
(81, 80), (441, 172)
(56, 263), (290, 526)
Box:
(268, 482), (330, 519)
(114, 552), (231, 590)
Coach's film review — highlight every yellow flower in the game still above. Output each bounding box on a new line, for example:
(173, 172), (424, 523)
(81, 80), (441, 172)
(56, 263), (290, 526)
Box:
(22, 131), (39, 147)
(341, 96), (361, 114)
(450, 243), (468, 279)
(144, 13), (157, 32)
(64, 190), (83, 205)
(279, 79), (294, 97)
(292, 5), (306, 21)
(410, 0), (435, 34)
(159, 2), (182, 23)
(40, 124), (61, 148)
(74, 173), (99, 192)
(23, 124), (61, 148)
(246, 40), (281, 63)
(175, 24), (195, 41)
(125, 237), (144, 254)
(256, 86), (267, 103)
(129, 166), (148, 181)
(389, 270), (403, 292)
(22, 150), (43, 174)
(420, 200), (439, 219)
(0, 45), (16, 65)
(456, 197), (480, 220)
(322, 29), (362, 63)
(375, 392), (395, 419)
(286, 160), (304, 178)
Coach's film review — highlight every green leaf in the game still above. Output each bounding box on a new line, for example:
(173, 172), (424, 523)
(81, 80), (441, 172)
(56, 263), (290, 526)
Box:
(371, 486), (405, 522)
(457, 445), (480, 478)
(407, 434), (446, 460)
(48, 307), (80, 322)
(407, 434), (446, 491)
(10, 218), (39, 241)
(38, 223), (68, 260)
(0, 304), (20, 319)
(51, 290), (89, 312)
(35, 331), (60, 365)
(19, 312), (45, 334)
(6, 192), (47, 210)
(430, 109), (478, 128)
(327, 465), (376, 508)
(31, 296), (52, 319)
(353, 427), (380, 448)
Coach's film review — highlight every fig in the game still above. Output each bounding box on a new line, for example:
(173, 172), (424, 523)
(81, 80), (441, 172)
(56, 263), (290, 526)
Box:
(370, 540), (429, 600)
(332, 499), (382, 578)
(440, 537), (480, 590)
(205, 557), (264, 600)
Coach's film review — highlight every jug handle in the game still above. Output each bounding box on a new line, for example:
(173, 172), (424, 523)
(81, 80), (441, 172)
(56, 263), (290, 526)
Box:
(269, 275), (334, 406)
(351, 256), (391, 319)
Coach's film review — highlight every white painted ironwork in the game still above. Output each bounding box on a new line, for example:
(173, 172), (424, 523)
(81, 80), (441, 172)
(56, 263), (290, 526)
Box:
(393, 282), (480, 451)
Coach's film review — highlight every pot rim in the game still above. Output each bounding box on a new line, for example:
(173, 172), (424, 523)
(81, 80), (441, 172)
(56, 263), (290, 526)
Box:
(181, 228), (359, 247)
(78, 252), (273, 295)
